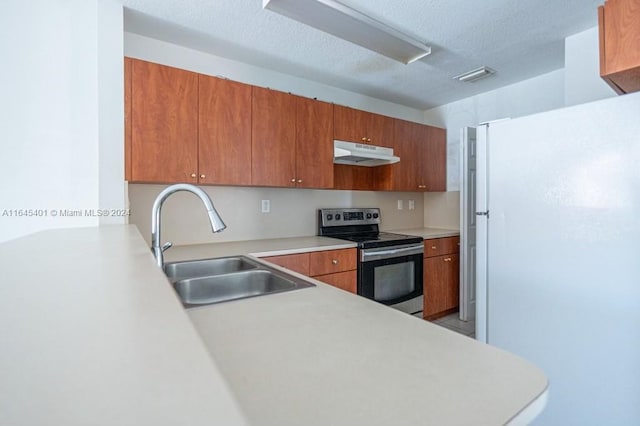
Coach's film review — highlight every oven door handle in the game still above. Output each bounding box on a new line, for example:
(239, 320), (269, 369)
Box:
(361, 244), (424, 262)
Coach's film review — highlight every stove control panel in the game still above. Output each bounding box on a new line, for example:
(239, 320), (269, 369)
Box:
(318, 208), (381, 227)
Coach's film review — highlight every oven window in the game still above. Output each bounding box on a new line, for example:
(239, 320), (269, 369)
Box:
(374, 261), (416, 301)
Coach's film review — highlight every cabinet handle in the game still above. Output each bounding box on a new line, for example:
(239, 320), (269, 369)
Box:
(297, 179), (302, 183)
(367, 138), (371, 142)
(361, 137), (367, 142)
(431, 246), (437, 250)
(291, 178), (296, 183)
(332, 259), (338, 265)
(444, 257), (452, 262)
(200, 174), (206, 179)
(190, 173), (197, 178)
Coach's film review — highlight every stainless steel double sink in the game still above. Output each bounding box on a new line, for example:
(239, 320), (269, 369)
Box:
(164, 256), (315, 307)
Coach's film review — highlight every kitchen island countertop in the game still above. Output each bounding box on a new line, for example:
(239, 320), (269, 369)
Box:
(1, 225), (546, 426)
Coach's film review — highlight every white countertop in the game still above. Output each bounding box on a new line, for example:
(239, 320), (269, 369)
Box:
(189, 277), (547, 426)
(1, 225), (546, 426)
(0, 226), (248, 426)
(388, 226), (460, 239)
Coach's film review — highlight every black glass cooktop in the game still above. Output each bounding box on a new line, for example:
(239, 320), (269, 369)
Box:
(333, 232), (423, 249)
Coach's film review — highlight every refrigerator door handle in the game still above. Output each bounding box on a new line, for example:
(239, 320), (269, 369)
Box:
(475, 210), (490, 218)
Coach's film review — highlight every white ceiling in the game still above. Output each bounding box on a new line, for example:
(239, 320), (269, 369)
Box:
(120, 0), (602, 110)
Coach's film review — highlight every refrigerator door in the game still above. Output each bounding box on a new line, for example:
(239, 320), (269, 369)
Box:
(484, 92), (640, 425)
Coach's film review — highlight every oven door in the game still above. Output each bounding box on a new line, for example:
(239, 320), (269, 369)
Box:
(358, 243), (423, 308)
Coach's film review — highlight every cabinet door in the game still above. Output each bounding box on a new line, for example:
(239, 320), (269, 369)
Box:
(424, 254), (459, 319)
(131, 59), (198, 183)
(334, 105), (369, 144)
(314, 270), (357, 293)
(199, 75), (252, 185)
(393, 119), (426, 191)
(295, 96), (334, 189)
(599, 0), (640, 94)
(424, 126), (447, 191)
(251, 87), (296, 187)
(262, 253), (310, 276)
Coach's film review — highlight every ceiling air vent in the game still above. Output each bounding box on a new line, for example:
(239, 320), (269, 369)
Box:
(453, 66), (496, 83)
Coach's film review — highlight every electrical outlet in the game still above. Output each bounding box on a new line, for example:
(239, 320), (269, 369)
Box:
(261, 199), (270, 213)
(408, 200), (415, 210)
(397, 200), (403, 210)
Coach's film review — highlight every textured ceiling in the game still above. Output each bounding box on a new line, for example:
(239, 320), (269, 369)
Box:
(120, 0), (602, 110)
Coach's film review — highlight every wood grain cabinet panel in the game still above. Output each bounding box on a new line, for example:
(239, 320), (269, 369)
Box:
(314, 270), (357, 294)
(424, 236), (460, 258)
(262, 253), (310, 276)
(251, 87), (297, 187)
(198, 75), (252, 185)
(393, 120), (447, 192)
(423, 236), (460, 320)
(295, 96), (334, 189)
(599, 0), (640, 94)
(130, 59), (198, 183)
(309, 248), (357, 276)
(124, 57), (132, 181)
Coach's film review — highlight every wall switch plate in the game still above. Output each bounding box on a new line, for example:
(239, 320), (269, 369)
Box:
(261, 199), (270, 213)
(408, 200), (415, 210)
(397, 200), (403, 210)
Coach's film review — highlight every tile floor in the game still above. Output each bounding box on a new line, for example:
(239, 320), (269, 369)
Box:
(430, 312), (476, 338)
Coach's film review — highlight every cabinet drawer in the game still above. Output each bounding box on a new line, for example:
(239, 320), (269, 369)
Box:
(424, 236), (460, 257)
(262, 253), (310, 276)
(309, 248), (357, 276)
(314, 270), (357, 294)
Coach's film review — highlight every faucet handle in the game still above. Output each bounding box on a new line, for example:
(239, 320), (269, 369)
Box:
(161, 242), (173, 252)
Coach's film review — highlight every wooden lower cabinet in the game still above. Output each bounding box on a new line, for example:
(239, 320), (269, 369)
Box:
(261, 252), (310, 276)
(313, 270), (357, 294)
(262, 248), (357, 293)
(423, 237), (460, 320)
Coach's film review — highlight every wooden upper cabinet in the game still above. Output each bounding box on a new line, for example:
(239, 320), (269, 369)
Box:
(295, 96), (334, 189)
(130, 59), (198, 183)
(251, 87), (297, 187)
(334, 105), (369, 144)
(393, 119), (426, 191)
(199, 75), (252, 185)
(393, 119), (446, 192)
(599, 0), (640, 94)
(333, 105), (396, 190)
(124, 57), (132, 181)
(424, 126), (447, 191)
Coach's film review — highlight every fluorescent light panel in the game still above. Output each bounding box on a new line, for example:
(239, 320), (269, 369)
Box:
(454, 66), (496, 82)
(263, 0), (431, 64)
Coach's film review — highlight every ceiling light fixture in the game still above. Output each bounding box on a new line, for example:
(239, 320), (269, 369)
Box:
(453, 66), (496, 83)
(262, 0), (431, 64)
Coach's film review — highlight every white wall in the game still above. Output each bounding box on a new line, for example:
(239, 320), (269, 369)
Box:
(0, 0), (125, 243)
(565, 27), (616, 107)
(424, 69), (566, 193)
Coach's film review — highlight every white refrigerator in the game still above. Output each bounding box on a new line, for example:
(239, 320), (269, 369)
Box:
(476, 92), (640, 425)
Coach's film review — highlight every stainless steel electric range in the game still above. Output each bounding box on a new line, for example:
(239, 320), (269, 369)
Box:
(318, 208), (424, 315)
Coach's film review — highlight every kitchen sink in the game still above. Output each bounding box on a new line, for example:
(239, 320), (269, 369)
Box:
(165, 256), (315, 307)
(164, 256), (260, 282)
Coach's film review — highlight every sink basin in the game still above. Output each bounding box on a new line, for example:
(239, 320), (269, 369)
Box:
(174, 269), (314, 306)
(164, 256), (260, 282)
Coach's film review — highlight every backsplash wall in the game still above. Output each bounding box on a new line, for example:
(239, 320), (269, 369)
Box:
(128, 184), (425, 246)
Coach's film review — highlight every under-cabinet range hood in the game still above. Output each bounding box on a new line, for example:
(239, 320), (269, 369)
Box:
(333, 140), (400, 167)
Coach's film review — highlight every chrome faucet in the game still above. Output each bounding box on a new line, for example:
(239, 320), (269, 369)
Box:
(151, 184), (226, 269)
